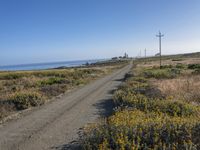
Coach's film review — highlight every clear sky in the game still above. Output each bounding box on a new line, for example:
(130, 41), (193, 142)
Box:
(0, 0), (200, 65)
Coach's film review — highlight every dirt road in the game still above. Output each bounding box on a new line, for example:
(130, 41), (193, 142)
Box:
(0, 63), (132, 150)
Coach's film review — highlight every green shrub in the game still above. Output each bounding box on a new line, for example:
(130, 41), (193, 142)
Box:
(70, 70), (88, 79)
(143, 68), (180, 79)
(0, 73), (24, 80)
(188, 64), (200, 69)
(31, 70), (69, 78)
(124, 72), (134, 80)
(9, 92), (44, 110)
(176, 63), (186, 69)
(172, 58), (183, 61)
(114, 90), (197, 117)
(131, 76), (147, 83)
(192, 68), (200, 75)
(71, 79), (86, 86)
(160, 65), (173, 69)
(37, 77), (65, 86)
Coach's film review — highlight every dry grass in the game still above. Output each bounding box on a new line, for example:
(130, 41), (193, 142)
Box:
(137, 57), (200, 68)
(153, 75), (200, 104)
(136, 56), (200, 104)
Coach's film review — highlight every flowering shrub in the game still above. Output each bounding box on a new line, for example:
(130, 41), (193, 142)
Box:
(83, 110), (200, 150)
(82, 65), (200, 150)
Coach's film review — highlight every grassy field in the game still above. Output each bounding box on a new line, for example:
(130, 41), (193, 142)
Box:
(0, 60), (129, 120)
(82, 53), (200, 150)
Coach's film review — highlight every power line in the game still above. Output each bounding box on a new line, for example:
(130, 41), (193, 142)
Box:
(156, 31), (164, 69)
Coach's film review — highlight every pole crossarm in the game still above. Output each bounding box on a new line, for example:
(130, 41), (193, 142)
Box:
(156, 31), (164, 37)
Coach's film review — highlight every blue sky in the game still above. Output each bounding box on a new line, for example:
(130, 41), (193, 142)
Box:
(0, 0), (200, 65)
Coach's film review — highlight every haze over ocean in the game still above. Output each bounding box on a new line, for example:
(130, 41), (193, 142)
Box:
(0, 0), (200, 65)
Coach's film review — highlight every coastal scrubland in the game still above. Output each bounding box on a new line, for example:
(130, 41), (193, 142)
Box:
(82, 53), (200, 150)
(0, 60), (128, 121)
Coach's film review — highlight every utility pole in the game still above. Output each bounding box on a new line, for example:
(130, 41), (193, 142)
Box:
(144, 49), (147, 64)
(156, 31), (164, 69)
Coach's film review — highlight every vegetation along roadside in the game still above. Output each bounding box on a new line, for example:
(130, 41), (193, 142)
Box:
(0, 60), (129, 121)
(82, 54), (200, 150)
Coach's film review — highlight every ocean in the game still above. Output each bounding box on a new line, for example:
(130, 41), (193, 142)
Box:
(0, 59), (103, 71)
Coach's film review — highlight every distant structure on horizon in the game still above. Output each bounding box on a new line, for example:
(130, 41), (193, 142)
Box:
(124, 52), (128, 58)
(111, 52), (129, 60)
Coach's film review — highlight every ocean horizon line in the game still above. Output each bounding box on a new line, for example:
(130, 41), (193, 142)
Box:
(0, 58), (107, 67)
(0, 58), (107, 71)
